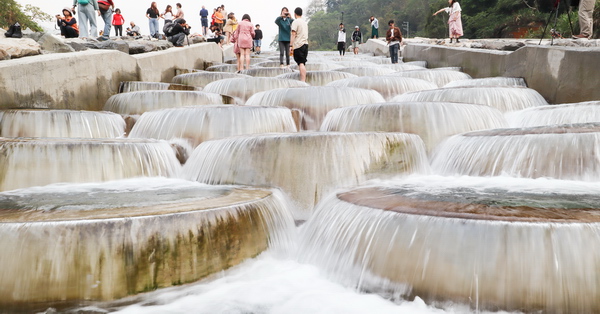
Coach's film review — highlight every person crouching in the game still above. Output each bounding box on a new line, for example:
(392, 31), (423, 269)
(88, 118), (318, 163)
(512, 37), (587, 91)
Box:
(168, 18), (190, 47)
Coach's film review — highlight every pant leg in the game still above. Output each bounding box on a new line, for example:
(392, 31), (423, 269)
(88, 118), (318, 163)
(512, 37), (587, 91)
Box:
(389, 43), (399, 63)
(115, 25), (122, 36)
(579, 0), (595, 37)
(101, 8), (113, 37)
(78, 6), (89, 37)
(174, 33), (185, 46)
(84, 4), (98, 37)
(65, 26), (78, 38)
(283, 41), (291, 65)
(149, 18), (156, 36)
(278, 41), (285, 65)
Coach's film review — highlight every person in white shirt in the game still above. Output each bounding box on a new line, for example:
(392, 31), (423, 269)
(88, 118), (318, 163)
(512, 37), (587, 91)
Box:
(434, 0), (463, 43)
(290, 7), (308, 82)
(337, 23), (346, 56)
(370, 16), (379, 38)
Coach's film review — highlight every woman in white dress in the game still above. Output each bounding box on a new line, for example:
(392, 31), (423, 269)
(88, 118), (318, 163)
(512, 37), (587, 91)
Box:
(434, 0), (463, 43)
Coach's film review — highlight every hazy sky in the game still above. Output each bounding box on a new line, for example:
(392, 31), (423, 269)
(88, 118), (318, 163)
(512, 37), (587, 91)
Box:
(18, 0), (310, 44)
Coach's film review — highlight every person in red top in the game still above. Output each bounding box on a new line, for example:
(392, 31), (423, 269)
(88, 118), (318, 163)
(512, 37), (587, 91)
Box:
(112, 8), (124, 36)
(98, 0), (114, 39)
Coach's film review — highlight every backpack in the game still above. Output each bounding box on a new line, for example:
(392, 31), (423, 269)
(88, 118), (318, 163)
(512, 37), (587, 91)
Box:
(78, 0), (90, 4)
(4, 22), (22, 38)
(163, 21), (176, 37)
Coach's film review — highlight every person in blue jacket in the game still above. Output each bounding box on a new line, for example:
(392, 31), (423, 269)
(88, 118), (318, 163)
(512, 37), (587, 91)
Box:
(275, 7), (294, 67)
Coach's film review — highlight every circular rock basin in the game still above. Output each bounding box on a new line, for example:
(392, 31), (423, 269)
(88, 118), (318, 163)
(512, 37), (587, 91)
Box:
(387, 70), (472, 87)
(327, 76), (437, 100)
(0, 109), (125, 138)
(182, 132), (430, 219)
(276, 71), (357, 86)
(172, 72), (251, 88)
(118, 81), (198, 93)
(299, 176), (600, 312)
(0, 138), (181, 191)
(444, 77), (527, 88)
(240, 67), (294, 77)
(0, 178), (294, 310)
(333, 67), (396, 77)
(506, 101), (600, 127)
(104, 90), (225, 116)
(203, 77), (309, 103)
(431, 123), (600, 180)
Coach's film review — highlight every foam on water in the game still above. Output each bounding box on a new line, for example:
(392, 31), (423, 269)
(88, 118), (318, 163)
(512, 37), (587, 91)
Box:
(506, 101), (600, 127)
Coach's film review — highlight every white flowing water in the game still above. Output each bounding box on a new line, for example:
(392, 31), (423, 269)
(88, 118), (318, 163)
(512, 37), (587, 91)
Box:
(298, 175), (600, 313)
(327, 76), (438, 100)
(321, 102), (508, 152)
(104, 90), (225, 115)
(245, 86), (385, 130)
(181, 132), (430, 219)
(240, 67), (295, 77)
(382, 63), (428, 71)
(203, 77), (309, 103)
(290, 62), (344, 71)
(205, 64), (240, 72)
(430, 123), (600, 180)
(128, 105), (297, 147)
(444, 77), (527, 88)
(0, 138), (182, 191)
(118, 81), (198, 93)
(0, 109), (125, 138)
(387, 70), (472, 87)
(506, 101), (600, 127)
(393, 86), (548, 112)
(334, 66), (397, 76)
(276, 70), (358, 86)
(171, 72), (250, 88)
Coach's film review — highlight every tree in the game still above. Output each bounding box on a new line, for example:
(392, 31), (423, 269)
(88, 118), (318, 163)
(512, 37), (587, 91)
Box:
(0, 0), (49, 32)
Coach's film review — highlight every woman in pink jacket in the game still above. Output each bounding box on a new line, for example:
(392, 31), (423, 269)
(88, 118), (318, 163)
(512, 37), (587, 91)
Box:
(232, 14), (255, 71)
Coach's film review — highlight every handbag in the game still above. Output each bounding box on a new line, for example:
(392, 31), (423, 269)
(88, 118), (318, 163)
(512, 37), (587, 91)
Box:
(98, 2), (110, 12)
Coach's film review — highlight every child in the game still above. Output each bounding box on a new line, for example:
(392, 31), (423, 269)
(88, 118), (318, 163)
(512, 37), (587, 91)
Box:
(112, 8), (125, 36)
(253, 24), (263, 54)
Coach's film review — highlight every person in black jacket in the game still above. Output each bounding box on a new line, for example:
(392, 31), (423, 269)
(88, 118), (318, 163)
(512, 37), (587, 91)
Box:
(253, 24), (263, 54)
(351, 25), (362, 55)
(168, 18), (190, 47)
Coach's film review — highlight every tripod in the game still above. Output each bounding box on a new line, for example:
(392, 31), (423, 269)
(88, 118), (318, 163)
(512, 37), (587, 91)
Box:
(538, 0), (575, 45)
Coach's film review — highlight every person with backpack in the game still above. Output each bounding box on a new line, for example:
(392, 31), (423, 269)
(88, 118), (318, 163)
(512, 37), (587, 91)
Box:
(72, 0), (99, 38)
(97, 0), (114, 40)
(112, 8), (124, 36)
(56, 8), (79, 38)
(166, 18), (190, 47)
(351, 25), (362, 55)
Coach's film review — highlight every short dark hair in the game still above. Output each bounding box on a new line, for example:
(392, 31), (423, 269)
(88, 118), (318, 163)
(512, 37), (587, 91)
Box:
(176, 3), (181, 8)
(242, 14), (251, 21)
(388, 20), (394, 25)
(294, 7), (303, 16)
(178, 18), (186, 24)
(339, 23), (344, 26)
(256, 24), (260, 27)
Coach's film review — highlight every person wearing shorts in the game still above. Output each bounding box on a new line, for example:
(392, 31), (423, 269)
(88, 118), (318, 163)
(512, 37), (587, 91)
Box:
(351, 25), (362, 54)
(290, 7), (308, 82)
(253, 24), (263, 54)
(199, 5), (208, 35)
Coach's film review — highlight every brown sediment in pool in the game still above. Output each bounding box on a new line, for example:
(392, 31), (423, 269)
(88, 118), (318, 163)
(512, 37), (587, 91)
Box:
(338, 186), (600, 223)
(464, 123), (600, 137)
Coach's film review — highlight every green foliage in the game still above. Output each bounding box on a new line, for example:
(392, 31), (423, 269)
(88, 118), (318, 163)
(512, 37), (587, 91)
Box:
(0, 0), (48, 32)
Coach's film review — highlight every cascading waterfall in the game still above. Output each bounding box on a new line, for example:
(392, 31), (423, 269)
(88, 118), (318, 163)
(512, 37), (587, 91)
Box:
(240, 67), (294, 77)
(320, 102), (508, 151)
(182, 132), (430, 219)
(430, 123), (600, 180)
(254, 61), (282, 67)
(387, 70), (472, 87)
(104, 90), (224, 116)
(333, 67), (396, 76)
(298, 175), (600, 312)
(291, 63), (344, 71)
(393, 86), (548, 112)
(382, 63), (427, 71)
(276, 71), (358, 86)
(203, 77), (309, 103)
(444, 77), (527, 88)
(205, 64), (240, 72)
(245, 86), (385, 130)
(0, 178), (295, 310)
(118, 81), (198, 93)
(506, 101), (600, 127)
(0, 109), (125, 138)
(172, 72), (250, 88)
(0, 138), (182, 191)
(128, 105), (297, 147)
(327, 76), (438, 100)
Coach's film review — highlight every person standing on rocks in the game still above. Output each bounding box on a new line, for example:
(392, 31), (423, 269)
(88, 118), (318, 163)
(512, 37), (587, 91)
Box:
(290, 7), (308, 82)
(162, 5), (175, 25)
(199, 5), (209, 35)
(351, 25), (362, 55)
(232, 14), (255, 71)
(275, 7), (294, 68)
(72, 0), (99, 39)
(385, 20), (402, 64)
(112, 8), (124, 36)
(370, 16), (379, 39)
(573, 0), (596, 39)
(337, 23), (346, 56)
(175, 3), (185, 19)
(433, 0), (463, 43)
(253, 24), (263, 54)
(224, 12), (238, 44)
(214, 7), (225, 31)
(57, 8), (79, 38)
(146, 2), (160, 38)
(97, 0), (114, 40)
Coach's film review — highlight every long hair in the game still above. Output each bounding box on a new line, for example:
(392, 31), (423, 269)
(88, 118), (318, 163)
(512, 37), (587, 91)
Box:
(450, 0), (458, 6)
(165, 5), (172, 13)
(150, 2), (158, 15)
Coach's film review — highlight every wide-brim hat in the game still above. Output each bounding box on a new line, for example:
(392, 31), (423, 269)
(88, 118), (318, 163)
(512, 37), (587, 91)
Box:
(62, 7), (73, 15)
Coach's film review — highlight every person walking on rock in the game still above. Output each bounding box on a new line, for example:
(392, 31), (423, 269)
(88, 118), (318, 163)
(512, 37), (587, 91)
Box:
(351, 25), (362, 55)
(337, 23), (346, 56)
(433, 0), (463, 43)
(199, 5), (209, 35)
(97, 0), (114, 40)
(385, 20), (402, 64)
(232, 14), (255, 71)
(370, 16), (379, 39)
(112, 8), (124, 36)
(146, 2), (160, 38)
(224, 12), (238, 44)
(275, 7), (294, 67)
(291, 7), (308, 82)
(72, 0), (99, 38)
(573, 0), (596, 39)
